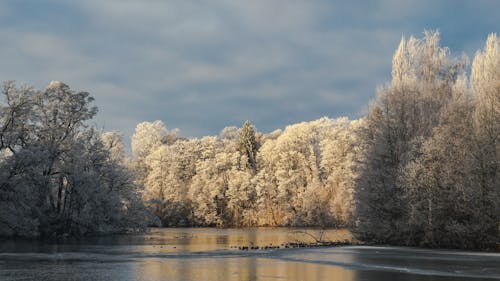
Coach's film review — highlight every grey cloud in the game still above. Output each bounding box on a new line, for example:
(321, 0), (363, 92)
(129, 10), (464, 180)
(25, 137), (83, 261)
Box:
(1, 0), (499, 149)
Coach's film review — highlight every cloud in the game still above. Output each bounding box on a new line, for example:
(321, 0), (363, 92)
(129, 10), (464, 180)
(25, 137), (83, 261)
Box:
(0, 0), (499, 148)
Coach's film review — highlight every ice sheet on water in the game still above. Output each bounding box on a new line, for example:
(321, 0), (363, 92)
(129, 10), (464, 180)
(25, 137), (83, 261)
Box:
(274, 246), (500, 279)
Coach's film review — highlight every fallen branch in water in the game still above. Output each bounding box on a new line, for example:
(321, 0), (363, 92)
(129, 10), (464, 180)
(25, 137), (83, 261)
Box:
(290, 229), (327, 243)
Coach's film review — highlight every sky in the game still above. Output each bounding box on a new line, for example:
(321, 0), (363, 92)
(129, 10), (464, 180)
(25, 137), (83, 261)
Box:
(0, 0), (499, 146)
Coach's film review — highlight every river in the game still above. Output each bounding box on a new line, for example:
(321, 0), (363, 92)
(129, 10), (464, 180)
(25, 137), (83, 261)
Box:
(0, 228), (498, 280)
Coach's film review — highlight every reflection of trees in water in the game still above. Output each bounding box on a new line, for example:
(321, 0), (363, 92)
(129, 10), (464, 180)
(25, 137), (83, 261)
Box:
(135, 257), (354, 281)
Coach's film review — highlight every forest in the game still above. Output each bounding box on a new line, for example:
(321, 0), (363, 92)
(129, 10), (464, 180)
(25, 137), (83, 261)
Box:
(0, 31), (498, 250)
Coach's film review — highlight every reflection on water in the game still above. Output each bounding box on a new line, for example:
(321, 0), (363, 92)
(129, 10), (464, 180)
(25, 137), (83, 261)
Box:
(135, 257), (354, 281)
(0, 227), (352, 254)
(134, 227), (353, 253)
(0, 228), (498, 281)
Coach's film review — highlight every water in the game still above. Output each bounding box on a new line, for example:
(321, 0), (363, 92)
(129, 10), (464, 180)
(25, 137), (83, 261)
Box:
(0, 228), (498, 281)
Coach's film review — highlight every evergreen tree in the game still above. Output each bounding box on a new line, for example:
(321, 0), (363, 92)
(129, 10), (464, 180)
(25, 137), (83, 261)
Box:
(238, 121), (258, 171)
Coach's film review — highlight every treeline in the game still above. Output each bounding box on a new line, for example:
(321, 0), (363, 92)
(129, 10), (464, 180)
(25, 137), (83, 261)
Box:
(132, 31), (498, 249)
(0, 31), (498, 249)
(132, 117), (363, 228)
(0, 81), (150, 238)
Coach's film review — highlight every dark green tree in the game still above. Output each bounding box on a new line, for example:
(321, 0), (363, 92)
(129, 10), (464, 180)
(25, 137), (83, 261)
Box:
(238, 121), (258, 171)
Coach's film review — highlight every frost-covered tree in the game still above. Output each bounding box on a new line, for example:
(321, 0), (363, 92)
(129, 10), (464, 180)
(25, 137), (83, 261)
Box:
(320, 118), (365, 225)
(254, 117), (361, 226)
(470, 33), (500, 246)
(354, 31), (467, 243)
(190, 136), (256, 227)
(102, 131), (126, 163)
(402, 69), (498, 249)
(226, 166), (256, 226)
(402, 77), (478, 247)
(130, 120), (180, 216)
(220, 126), (240, 141)
(144, 138), (199, 226)
(0, 81), (147, 238)
(471, 36), (500, 193)
(238, 121), (258, 171)
(354, 31), (498, 250)
(132, 121), (169, 161)
(190, 151), (227, 226)
(257, 120), (320, 225)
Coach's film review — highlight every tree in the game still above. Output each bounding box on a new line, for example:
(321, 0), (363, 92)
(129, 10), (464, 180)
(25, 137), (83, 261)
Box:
(144, 139), (199, 226)
(190, 139), (236, 227)
(238, 121), (258, 171)
(354, 31), (466, 243)
(470, 33), (500, 244)
(255, 117), (356, 226)
(0, 81), (147, 238)
(220, 126), (239, 141)
(320, 118), (365, 225)
(131, 121), (170, 161)
(402, 77), (476, 247)
(130, 120), (179, 214)
(102, 131), (126, 163)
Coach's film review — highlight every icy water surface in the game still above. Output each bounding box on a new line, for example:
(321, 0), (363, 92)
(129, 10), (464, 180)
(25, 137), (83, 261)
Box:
(0, 228), (498, 281)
